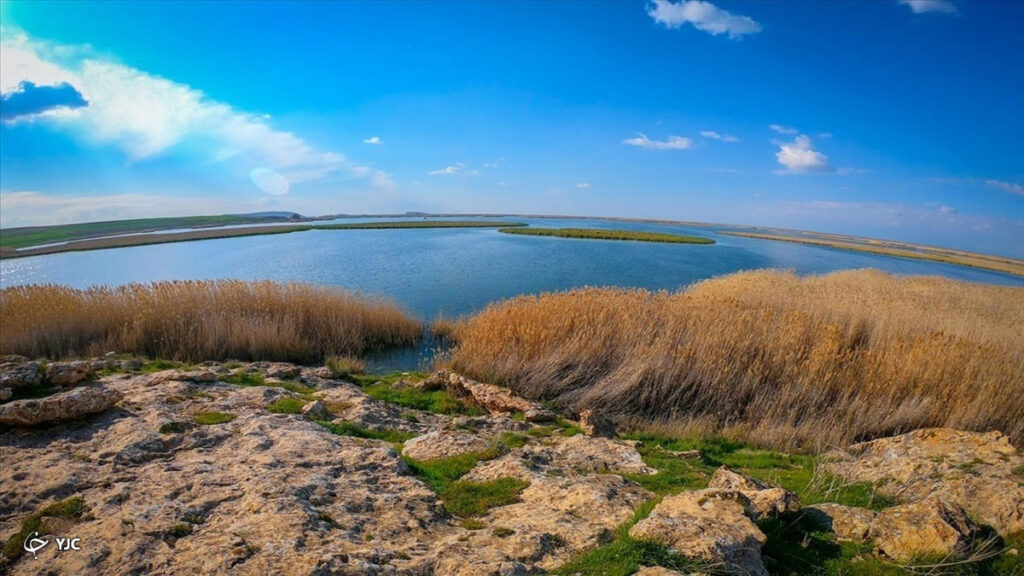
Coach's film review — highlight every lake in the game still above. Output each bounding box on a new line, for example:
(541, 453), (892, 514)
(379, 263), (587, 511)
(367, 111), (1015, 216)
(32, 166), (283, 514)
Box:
(3, 216), (1021, 369)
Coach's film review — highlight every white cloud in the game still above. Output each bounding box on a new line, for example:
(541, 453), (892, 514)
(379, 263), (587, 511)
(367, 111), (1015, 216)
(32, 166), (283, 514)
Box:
(0, 31), (391, 194)
(576, 182), (591, 189)
(362, 136), (381, 145)
(774, 135), (832, 173)
(483, 162), (499, 168)
(428, 163), (481, 176)
(646, 0), (762, 38)
(770, 124), (798, 134)
(700, 130), (739, 142)
(899, 0), (958, 14)
(622, 133), (693, 150)
(0, 190), (251, 227)
(987, 179), (1024, 197)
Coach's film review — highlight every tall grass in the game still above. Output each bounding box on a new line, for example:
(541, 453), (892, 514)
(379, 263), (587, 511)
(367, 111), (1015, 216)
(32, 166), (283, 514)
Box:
(0, 280), (422, 363)
(443, 269), (1024, 449)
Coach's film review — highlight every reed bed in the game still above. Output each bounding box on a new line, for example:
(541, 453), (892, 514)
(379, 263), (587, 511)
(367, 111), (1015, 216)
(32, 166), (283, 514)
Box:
(0, 280), (422, 363)
(443, 269), (1024, 449)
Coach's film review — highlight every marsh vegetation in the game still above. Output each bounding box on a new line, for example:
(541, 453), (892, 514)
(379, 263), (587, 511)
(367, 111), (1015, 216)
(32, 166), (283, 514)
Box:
(498, 227), (714, 244)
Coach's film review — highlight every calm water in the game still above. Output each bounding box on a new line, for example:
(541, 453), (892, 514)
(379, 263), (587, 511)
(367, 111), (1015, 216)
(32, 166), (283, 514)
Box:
(3, 216), (1021, 369)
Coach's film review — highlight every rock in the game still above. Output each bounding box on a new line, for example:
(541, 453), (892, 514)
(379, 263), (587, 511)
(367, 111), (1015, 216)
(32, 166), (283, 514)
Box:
(666, 449), (701, 459)
(523, 408), (556, 423)
(444, 372), (547, 416)
(578, 409), (616, 438)
(629, 489), (768, 576)
(181, 370), (218, 383)
(803, 503), (876, 541)
(300, 400), (331, 420)
(121, 358), (143, 371)
(635, 567), (686, 576)
(869, 498), (979, 563)
(463, 435), (656, 483)
(0, 360), (42, 389)
(822, 428), (1024, 536)
(417, 370), (450, 391)
(447, 415), (531, 435)
(708, 467), (799, 519)
(0, 385), (122, 426)
(0, 387), (11, 401)
(44, 360), (94, 386)
(264, 363), (301, 380)
(311, 366), (335, 379)
(402, 431), (492, 461)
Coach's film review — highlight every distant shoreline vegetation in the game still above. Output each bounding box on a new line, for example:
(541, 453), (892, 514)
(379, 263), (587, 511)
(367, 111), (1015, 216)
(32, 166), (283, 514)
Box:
(498, 227), (715, 245)
(0, 220), (525, 260)
(722, 231), (1024, 277)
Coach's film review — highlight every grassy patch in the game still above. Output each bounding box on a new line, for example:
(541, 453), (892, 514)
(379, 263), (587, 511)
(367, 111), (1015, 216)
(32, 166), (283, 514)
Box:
(317, 220), (525, 230)
(324, 355), (366, 377)
(442, 477), (530, 517)
(553, 498), (705, 576)
(267, 397), (305, 414)
(193, 411), (236, 425)
(2, 496), (85, 560)
(316, 420), (417, 443)
(140, 359), (188, 373)
(352, 372), (484, 416)
(158, 421), (188, 434)
(402, 449), (502, 493)
(222, 371), (266, 387)
(498, 227), (714, 245)
(526, 418), (583, 438)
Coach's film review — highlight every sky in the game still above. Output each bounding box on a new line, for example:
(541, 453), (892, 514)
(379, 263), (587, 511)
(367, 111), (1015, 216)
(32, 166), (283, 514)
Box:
(0, 0), (1022, 257)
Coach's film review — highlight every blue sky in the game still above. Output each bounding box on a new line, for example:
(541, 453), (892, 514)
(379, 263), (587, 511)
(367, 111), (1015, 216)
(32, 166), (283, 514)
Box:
(1, 0), (1022, 256)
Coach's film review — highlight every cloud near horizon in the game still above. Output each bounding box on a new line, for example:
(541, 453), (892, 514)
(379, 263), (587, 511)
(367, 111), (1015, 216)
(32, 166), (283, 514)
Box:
(428, 163), (481, 176)
(0, 31), (390, 195)
(623, 133), (693, 150)
(646, 0), (761, 39)
(987, 180), (1024, 197)
(363, 136), (381, 144)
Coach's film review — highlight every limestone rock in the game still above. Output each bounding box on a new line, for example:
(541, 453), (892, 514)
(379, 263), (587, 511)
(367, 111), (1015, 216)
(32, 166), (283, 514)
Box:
(523, 407), (556, 423)
(822, 428), (1024, 535)
(445, 372), (545, 416)
(629, 489), (768, 576)
(300, 400), (331, 420)
(869, 498), (979, 562)
(44, 361), (94, 386)
(463, 435), (656, 483)
(0, 387), (11, 402)
(803, 503), (876, 541)
(0, 385), (122, 426)
(264, 363), (301, 380)
(708, 466), (799, 519)
(0, 360), (42, 389)
(635, 567), (686, 576)
(403, 431), (492, 461)
(579, 409), (617, 438)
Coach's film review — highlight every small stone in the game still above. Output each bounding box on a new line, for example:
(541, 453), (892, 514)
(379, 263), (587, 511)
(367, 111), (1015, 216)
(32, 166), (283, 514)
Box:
(301, 400), (332, 420)
(707, 466), (799, 519)
(523, 408), (556, 423)
(578, 410), (616, 438)
(265, 363), (301, 379)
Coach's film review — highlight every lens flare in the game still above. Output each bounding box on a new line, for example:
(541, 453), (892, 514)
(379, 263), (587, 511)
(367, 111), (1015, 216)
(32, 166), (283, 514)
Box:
(249, 167), (289, 195)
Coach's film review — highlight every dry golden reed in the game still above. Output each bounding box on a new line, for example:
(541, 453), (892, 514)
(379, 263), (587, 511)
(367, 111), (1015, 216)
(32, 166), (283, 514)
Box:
(444, 269), (1024, 449)
(0, 280), (422, 363)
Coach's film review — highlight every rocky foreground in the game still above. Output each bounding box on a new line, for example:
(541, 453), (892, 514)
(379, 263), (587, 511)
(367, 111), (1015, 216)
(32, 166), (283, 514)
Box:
(1, 357), (1022, 575)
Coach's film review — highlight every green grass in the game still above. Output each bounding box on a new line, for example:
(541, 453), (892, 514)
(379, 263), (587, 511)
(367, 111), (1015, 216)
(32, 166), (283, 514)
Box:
(317, 220), (526, 230)
(442, 477), (530, 517)
(526, 418), (583, 438)
(193, 411), (236, 425)
(221, 371), (266, 386)
(158, 421), (188, 434)
(402, 450), (503, 493)
(552, 498), (706, 576)
(267, 397), (306, 414)
(350, 372), (485, 415)
(315, 420), (418, 443)
(498, 227), (714, 245)
(2, 496), (85, 560)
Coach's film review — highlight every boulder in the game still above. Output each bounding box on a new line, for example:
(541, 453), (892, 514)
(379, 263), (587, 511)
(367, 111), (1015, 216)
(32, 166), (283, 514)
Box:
(629, 489), (768, 576)
(43, 360), (93, 386)
(0, 385), (122, 426)
(0, 360), (42, 389)
(523, 407), (556, 423)
(444, 372), (545, 416)
(264, 363), (301, 380)
(869, 498), (978, 562)
(579, 409), (616, 438)
(300, 400), (331, 420)
(708, 467), (800, 519)
(402, 431), (492, 461)
(822, 428), (1024, 536)
(803, 503), (876, 541)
